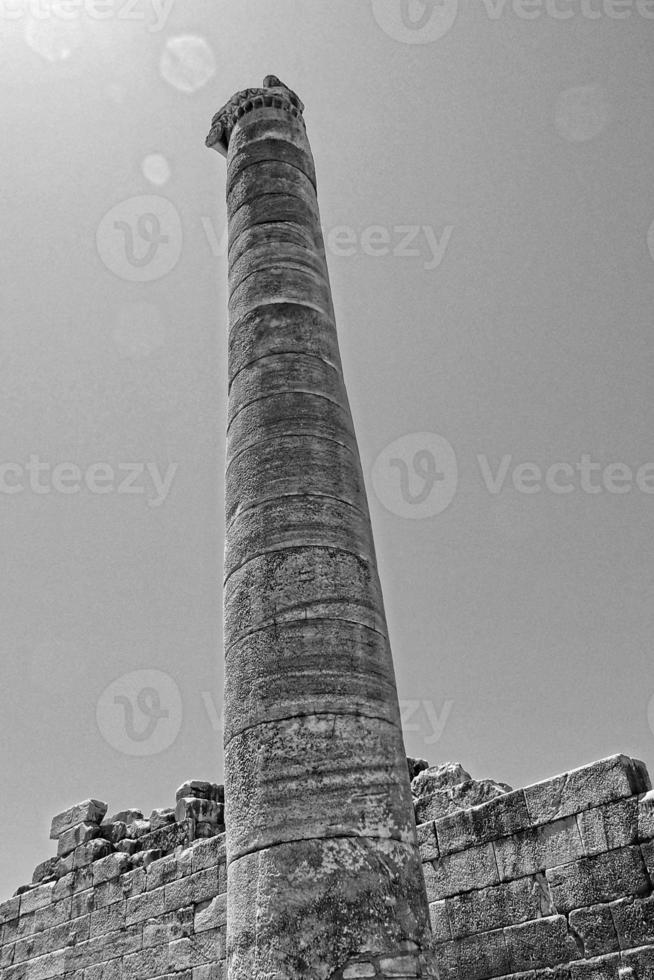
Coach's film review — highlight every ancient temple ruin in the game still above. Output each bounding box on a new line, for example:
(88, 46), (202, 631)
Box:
(1, 78), (653, 980)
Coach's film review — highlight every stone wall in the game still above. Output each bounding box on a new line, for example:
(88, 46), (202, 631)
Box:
(414, 755), (654, 980)
(0, 781), (227, 980)
(3, 757), (654, 979)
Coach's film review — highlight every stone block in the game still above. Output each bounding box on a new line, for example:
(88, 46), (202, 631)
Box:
(142, 907), (194, 949)
(577, 798), (639, 856)
(524, 756), (649, 827)
(569, 903), (620, 957)
(92, 852), (131, 885)
(31, 858), (60, 885)
(505, 915), (581, 971)
(621, 945), (654, 979)
(343, 965), (376, 979)
(176, 781), (224, 803)
(165, 868), (219, 911)
(105, 809), (143, 825)
(422, 842), (499, 901)
(428, 900), (450, 943)
(175, 797), (223, 825)
(73, 839), (113, 869)
(610, 895), (654, 948)
(435, 790), (532, 857)
(546, 846), (650, 913)
(18, 882), (55, 915)
(378, 954), (420, 976)
(146, 854), (179, 890)
(569, 953), (621, 980)
(195, 894), (227, 933)
(454, 929), (511, 980)
(57, 822), (102, 857)
(124, 819), (151, 840)
(643, 840), (654, 880)
(639, 791), (654, 842)
(494, 816), (585, 881)
(150, 807), (176, 831)
(191, 835), (227, 873)
(135, 819), (192, 855)
(447, 875), (552, 939)
(0, 897), (20, 924)
(416, 821), (439, 862)
(125, 886), (165, 925)
(50, 800), (108, 840)
(98, 821), (127, 845)
(130, 848), (163, 870)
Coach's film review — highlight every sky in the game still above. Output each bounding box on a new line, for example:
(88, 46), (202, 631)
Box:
(1, 0), (653, 898)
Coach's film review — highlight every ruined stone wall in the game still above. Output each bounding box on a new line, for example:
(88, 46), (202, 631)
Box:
(3, 757), (654, 980)
(0, 782), (227, 980)
(414, 755), (654, 980)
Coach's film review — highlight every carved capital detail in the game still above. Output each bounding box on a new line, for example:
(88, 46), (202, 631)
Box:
(206, 75), (305, 157)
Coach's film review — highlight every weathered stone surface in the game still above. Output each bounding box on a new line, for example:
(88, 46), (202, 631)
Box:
(577, 798), (639, 856)
(416, 822), (439, 862)
(568, 953), (621, 980)
(227, 837), (431, 980)
(50, 800), (107, 840)
(428, 900), (451, 943)
(175, 798), (223, 826)
(610, 895), (654, 948)
(505, 916), (581, 970)
(124, 819), (151, 840)
(494, 816), (585, 882)
(435, 789), (531, 857)
(57, 821), (102, 857)
(415, 774), (512, 824)
(72, 839), (113, 869)
(175, 781), (224, 804)
(134, 819), (192, 856)
(225, 713), (416, 861)
(546, 845), (650, 912)
(223, 620), (400, 744)
(524, 756), (650, 826)
(422, 842), (499, 901)
(568, 903), (619, 957)
(639, 791), (654, 842)
(105, 809), (143, 825)
(31, 857), (60, 884)
(447, 875), (552, 939)
(98, 821), (127, 845)
(91, 852), (131, 884)
(228, 303), (343, 387)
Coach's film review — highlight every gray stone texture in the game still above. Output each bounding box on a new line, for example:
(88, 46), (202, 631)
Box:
(210, 77), (434, 979)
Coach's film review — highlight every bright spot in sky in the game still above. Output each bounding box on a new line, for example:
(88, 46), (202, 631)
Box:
(24, 9), (83, 62)
(159, 35), (216, 94)
(142, 154), (172, 187)
(554, 85), (610, 143)
(112, 302), (166, 359)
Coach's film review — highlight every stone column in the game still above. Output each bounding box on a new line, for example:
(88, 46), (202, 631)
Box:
(206, 77), (436, 980)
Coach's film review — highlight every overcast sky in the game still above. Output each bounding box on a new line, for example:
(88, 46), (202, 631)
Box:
(1, 0), (653, 897)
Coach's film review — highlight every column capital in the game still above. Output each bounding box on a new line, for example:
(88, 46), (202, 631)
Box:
(206, 75), (305, 157)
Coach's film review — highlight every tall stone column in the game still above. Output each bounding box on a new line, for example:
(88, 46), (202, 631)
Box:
(206, 77), (436, 980)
